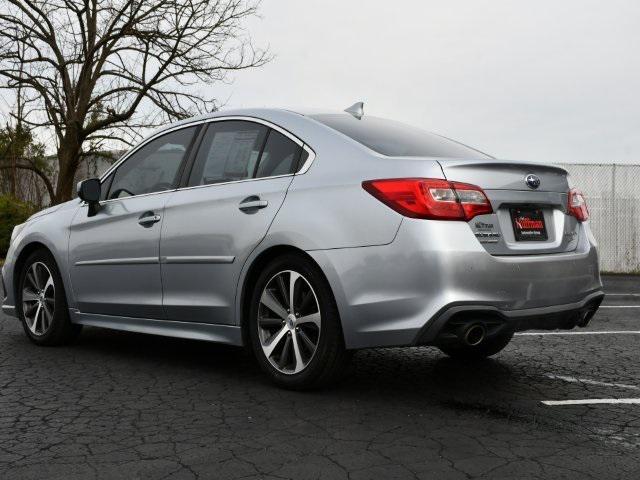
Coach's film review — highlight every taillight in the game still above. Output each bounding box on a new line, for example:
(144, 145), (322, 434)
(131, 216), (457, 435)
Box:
(568, 188), (589, 222)
(362, 178), (492, 221)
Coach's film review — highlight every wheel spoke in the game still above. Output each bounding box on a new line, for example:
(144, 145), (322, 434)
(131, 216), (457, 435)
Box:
(291, 332), (304, 373)
(42, 302), (54, 330)
(38, 306), (46, 334)
(278, 334), (292, 369)
(22, 289), (39, 302)
(23, 307), (34, 329)
(260, 289), (288, 320)
(32, 263), (44, 290)
(23, 302), (37, 316)
(263, 326), (288, 358)
(276, 275), (289, 309)
(297, 312), (320, 328)
(298, 290), (314, 314)
(298, 329), (317, 353)
(289, 271), (300, 313)
(26, 266), (37, 290)
(44, 273), (54, 293)
(31, 304), (42, 334)
(259, 316), (283, 327)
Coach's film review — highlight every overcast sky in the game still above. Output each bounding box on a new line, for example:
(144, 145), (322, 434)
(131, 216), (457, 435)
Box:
(214, 0), (640, 164)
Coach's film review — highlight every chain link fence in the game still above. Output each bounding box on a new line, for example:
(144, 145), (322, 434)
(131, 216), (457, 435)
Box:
(557, 163), (640, 273)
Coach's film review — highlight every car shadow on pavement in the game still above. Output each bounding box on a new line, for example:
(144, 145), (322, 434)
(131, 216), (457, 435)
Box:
(72, 325), (258, 372)
(5, 321), (612, 446)
(68, 326), (526, 405)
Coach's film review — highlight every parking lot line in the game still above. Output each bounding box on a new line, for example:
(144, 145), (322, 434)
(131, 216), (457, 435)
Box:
(542, 399), (640, 406)
(517, 331), (640, 336)
(545, 374), (640, 391)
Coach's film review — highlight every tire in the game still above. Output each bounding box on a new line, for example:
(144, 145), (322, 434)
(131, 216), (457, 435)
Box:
(438, 331), (513, 360)
(16, 249), (82, 346)
(248, 253), (351, 389)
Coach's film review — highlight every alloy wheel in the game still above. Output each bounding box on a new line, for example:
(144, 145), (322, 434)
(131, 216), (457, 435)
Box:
(21, 262), (55, 336)
(258, 270), (321, 374)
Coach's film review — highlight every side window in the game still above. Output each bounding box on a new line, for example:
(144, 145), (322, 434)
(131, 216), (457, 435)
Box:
(299, 149), (309, 169)
(254, 130), (303, 178)
(107, 126), (197, 199)
(188, 121), (267, 186)
(100, 174), (114, 201)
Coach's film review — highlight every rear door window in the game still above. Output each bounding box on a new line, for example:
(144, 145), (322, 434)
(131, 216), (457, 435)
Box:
(188, 121), (268, 186)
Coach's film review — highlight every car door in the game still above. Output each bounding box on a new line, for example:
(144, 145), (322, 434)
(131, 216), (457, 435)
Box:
(160, 119), (308, 324)
(68, 125), (200, 319)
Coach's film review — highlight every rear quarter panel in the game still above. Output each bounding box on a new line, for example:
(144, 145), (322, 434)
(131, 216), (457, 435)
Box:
(263, 112), (447, 250)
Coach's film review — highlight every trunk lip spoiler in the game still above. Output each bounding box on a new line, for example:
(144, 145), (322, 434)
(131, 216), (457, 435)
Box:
(436, 159), (569, 175)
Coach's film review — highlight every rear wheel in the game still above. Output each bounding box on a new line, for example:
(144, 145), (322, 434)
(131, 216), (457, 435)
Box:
(248, 254), (351, 389)
(438, 331), (513, 360)
(17, 249), (82, 345)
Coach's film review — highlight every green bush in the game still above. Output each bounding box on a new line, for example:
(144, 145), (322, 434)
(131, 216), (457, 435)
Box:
(0, 195), (35, 259)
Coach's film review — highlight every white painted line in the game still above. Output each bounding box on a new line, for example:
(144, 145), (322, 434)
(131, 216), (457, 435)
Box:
(517, 331), (640, 336)
(600, 306), (640, 309)
(542, 399), (640, 406)
(545, 374), (640, 391)
(606, 293), (640, 297)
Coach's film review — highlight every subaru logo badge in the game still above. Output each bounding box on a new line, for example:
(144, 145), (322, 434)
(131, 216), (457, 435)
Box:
(525, 174), (541, 190)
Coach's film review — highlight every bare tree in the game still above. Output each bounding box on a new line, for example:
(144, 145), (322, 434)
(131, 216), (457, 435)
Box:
(0, 84), (56, 204)
(0, 0), (269, 203)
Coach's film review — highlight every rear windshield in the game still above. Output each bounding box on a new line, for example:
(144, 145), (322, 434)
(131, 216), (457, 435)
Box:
(310, 114), (492, 159)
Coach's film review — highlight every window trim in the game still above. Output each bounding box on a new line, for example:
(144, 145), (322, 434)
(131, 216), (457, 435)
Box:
(98, 116), (316, 203)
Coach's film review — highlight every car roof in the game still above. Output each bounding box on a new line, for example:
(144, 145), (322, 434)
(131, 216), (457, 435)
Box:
(149, 107), (349, 136)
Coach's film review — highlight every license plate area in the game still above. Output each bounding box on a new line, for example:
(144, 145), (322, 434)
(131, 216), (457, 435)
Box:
(510, 207), (548, 241)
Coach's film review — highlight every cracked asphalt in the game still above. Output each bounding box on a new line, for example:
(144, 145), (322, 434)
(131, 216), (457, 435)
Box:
(2, 275), (640, 479)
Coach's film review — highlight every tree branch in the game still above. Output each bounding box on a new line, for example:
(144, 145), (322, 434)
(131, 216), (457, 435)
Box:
(0, 161), (55, 203)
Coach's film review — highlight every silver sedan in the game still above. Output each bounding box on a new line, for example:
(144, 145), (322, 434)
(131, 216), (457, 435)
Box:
(1, 104), (604, 388)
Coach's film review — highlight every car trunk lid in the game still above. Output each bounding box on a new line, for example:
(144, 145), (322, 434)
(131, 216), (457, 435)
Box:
(438, 159), (580, 256)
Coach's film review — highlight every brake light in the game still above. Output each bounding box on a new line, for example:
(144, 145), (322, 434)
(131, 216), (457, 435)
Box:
(568, 188), (589, 222)
(362, 178), (492, 221)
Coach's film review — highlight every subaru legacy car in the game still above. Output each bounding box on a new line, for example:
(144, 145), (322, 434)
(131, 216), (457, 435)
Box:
(1, 104), (604, 388)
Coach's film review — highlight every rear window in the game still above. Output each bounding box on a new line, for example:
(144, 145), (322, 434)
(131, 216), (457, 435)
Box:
(310, 114), (492, 159)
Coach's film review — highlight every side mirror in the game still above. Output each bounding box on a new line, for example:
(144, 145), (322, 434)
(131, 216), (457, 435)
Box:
(77, 178), (101, 216)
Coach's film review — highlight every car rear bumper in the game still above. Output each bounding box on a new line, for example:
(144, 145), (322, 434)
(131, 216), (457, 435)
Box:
(308, 217), (603, 349)
(415, 291), (604, 346)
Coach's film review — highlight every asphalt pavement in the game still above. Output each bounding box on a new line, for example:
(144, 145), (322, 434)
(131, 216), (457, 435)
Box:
(1, 275), (640, 479)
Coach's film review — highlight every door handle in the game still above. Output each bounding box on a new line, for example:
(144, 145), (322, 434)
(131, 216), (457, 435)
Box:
(239, 198), (269, 212)
(138, 213), (161, 226)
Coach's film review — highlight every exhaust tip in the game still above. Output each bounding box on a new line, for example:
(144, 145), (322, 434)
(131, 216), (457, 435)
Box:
(577, 309), (595, 328)
(463, 323), (486, 346)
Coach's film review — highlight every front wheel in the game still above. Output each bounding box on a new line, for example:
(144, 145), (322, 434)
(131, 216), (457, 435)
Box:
(17, 249), (82, 345)
(248, 254), (351, 389)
